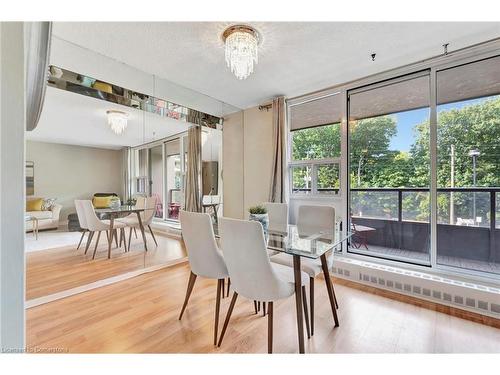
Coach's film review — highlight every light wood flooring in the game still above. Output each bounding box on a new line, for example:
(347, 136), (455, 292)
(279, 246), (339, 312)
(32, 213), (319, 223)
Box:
(26, 230), (186, 300)
(26, 262), (500, 353)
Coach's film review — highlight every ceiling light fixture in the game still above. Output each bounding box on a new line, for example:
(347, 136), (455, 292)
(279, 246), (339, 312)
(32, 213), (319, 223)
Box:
(106, 110), (128, 135)
(222, 25), (259, 80)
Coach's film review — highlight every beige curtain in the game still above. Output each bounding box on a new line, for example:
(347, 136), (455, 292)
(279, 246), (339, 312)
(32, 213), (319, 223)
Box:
(269, 96), (287, 203)
(185, 125), (202, 212)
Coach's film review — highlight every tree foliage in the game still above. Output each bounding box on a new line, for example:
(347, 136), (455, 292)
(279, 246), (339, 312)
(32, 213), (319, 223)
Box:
(291, 96), (500, 223)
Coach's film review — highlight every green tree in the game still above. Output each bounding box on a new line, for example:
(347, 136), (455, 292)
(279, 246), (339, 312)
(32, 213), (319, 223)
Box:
(349, 116), (397, 187)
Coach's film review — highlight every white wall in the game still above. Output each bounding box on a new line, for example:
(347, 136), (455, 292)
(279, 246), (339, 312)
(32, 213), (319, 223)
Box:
(222, 105), (344, 225)
(0, 22), (25, 351)
(26, 141), (124, 219)
(222, 106), (273, 219)
(222, 111), (244, 219)
(243, 107), (274, 214)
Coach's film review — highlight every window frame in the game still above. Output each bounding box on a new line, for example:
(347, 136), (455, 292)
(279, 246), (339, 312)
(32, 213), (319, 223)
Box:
(285, 39), (500, 282)
(289, 158), (341, 198)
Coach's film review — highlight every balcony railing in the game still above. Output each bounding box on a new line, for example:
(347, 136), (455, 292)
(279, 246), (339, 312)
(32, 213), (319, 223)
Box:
(350, 187), (500, 269)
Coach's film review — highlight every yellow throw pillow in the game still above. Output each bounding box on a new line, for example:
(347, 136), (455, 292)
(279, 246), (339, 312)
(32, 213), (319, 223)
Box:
(26, 198), (44, 211)
(92, 196), (112, 209)
(93, 81), (113, 94)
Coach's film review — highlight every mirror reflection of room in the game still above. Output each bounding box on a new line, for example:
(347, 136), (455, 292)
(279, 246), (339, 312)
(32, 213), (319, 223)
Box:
(25, 61), (227, 303)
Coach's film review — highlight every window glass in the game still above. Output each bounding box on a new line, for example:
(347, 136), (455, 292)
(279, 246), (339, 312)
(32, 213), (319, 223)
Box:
(436, 56), (500, 274)
(291, 165), (312, 194)
(348, 73), (431, 264)
(291, 124), (341, 160)
(317, 164), (340, 195)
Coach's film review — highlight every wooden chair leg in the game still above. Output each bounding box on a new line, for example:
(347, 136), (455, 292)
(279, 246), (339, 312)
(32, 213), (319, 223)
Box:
(217, 292), (238, 347)
(268, 301), (273, 354)
(119, 228), (123, 247)
(84, 231), (94, 254)
(214, 279), (223, 345)
(77, 230), (86, 250)
(310, 277), (315, 336)
(121, 228), (127, 251)
(302, 285), (311, 339)
(226, 278), (231, 297)
(133, 227), (138, 239)
(263, 301), (266, 316)
(128, 227), (133, 252)
(254, 300), (258, 314)
(92, 231), (102, 260)
(148, 225), (158, 247)
(257, 301), (261, 312)
(221, 279), (225, 299)
(114, 230), (119, 248)
(178, 271), (197, 320)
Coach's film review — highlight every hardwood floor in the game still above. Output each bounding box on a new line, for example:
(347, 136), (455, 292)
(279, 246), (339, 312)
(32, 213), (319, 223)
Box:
(26, 231), (186, 300)
(26, 262), (500, 353)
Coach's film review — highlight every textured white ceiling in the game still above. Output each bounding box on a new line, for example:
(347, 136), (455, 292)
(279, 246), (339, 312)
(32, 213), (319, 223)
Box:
(52, 22), (500, 109)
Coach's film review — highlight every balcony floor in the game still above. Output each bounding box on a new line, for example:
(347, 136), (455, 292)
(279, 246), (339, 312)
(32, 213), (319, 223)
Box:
(357, 245), (500, 275)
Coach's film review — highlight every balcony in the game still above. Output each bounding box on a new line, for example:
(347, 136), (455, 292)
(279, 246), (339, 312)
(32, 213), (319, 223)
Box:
(350, 187), (500, 275)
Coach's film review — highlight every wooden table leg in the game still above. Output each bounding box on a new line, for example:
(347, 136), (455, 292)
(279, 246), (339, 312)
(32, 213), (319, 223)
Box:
(34, 218), (38, 240)
(320, 253), (339, 327)
(107, 215), (114, 259)
(293, 255), (305, 353)
(136, 211), (148, 252)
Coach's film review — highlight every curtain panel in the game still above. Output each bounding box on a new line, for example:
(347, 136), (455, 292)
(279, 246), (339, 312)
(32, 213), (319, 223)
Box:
(25, 22), (52, 131)
(269, 96), (288, 203)
(185, 125), (202, 212)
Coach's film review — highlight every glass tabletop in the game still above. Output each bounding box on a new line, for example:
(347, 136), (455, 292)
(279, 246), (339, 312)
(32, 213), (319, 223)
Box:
(95, 205), (149, 214)
(213, 223), (352, 260)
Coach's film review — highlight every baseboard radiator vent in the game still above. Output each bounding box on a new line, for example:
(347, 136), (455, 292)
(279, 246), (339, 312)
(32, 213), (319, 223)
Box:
(332, 257), (500, 319)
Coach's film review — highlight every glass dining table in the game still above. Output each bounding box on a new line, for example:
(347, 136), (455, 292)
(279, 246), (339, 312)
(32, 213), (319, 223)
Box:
(213, 223), (352, 353)
(95, 206), (150, 259)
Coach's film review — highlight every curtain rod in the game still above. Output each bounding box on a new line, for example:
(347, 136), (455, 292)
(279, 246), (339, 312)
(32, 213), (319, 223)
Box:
(258, 103), (272, 111)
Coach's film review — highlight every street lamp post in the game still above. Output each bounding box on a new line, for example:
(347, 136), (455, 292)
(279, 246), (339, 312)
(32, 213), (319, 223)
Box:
(468, 149), (480, 225)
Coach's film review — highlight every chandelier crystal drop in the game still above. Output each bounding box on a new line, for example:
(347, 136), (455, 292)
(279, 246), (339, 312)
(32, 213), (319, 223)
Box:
(106, 110), (128, 135)
(223, 25), (259, 80)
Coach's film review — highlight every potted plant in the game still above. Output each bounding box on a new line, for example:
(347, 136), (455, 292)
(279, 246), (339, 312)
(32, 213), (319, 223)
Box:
(126, 197), (137, 206)
(248, 205), (269, 237)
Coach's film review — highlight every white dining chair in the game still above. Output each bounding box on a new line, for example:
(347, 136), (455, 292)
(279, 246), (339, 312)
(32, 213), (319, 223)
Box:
(81, 200), (128, 259)
(178, 210), (229, 346)
(270, 204), (338, 336)
(264, 202), (288, 233)
(117, 196), (158, 250)
(217, 217), (310, 353)
(74, 200), (90, 250)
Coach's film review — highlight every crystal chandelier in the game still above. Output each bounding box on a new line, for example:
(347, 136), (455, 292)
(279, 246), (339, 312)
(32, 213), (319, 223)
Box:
(222, 25), (259, 80)
(106, 110), (128, 135)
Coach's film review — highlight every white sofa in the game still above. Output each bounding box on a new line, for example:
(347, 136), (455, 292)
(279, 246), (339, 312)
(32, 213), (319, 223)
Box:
(26, 203), (62, 232)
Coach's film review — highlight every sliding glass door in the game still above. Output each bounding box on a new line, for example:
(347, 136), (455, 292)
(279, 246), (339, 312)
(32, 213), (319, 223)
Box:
(131, 134), (187, 222)
(165, 139), (183, 221)
(149, 145), (164, 219)
(343, 53), (500, 276)
(435, 55), (500, 275)
(348, 72), (431, 265)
